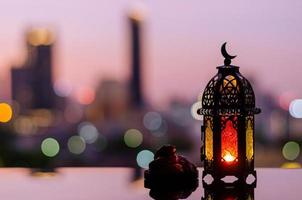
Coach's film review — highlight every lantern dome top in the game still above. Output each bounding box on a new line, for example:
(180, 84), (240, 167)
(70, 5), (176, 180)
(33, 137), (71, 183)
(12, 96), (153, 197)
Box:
(199, 43), (261, 116)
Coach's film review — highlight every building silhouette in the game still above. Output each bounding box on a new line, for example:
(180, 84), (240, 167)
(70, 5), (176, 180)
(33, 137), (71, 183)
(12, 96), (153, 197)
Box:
(129, 11), (144, 107)
(11, 28), (56, 113)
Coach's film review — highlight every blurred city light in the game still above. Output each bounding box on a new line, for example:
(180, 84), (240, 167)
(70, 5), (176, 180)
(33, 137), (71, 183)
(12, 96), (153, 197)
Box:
(191, 101), (203, 121)
(281, 162), (302, 169)
(124, 129), (143, 148)
(14, 116), (37, 135)
(78, 122), (99, 144)
(41, 138), (60, 157)
(76, 87), (95, 105)
(279, 92), (296, 111)
(128, 1), (147, 21)
(282, 141), (300, 161)
(54, 80), (73, 97)
(143, 112), (162, 131)
(31, 109), (53, 127)
(0, 103), (13, 123)
(289, 99), (302, 118)
(269, 110), (286, 138)
(136, 150), (154, 169)
(64, 104), (84, 123)
(27, 28), (55, 46)
(67, 136), (86, 155)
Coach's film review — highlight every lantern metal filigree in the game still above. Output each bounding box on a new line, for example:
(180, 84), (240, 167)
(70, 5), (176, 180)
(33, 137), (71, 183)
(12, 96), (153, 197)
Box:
(198, 43), (261, 184)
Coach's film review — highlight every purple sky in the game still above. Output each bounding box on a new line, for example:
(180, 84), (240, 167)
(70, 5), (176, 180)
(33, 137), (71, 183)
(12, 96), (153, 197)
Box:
(0, 0), (302, 106)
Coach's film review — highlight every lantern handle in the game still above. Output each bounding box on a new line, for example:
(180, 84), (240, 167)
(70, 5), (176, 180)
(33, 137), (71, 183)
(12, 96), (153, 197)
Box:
(221, 42), (236, 66)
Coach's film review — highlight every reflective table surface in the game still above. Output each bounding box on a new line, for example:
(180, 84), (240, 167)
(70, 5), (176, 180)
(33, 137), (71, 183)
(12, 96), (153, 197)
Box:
(0, 168), (300, 199)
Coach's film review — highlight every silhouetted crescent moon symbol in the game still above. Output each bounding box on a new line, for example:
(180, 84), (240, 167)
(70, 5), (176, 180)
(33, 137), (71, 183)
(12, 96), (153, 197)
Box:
(221, 42), (236, 60)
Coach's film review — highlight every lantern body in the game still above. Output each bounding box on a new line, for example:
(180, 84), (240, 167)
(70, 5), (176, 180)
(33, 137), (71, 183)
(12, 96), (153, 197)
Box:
(200, 65), (260, 182)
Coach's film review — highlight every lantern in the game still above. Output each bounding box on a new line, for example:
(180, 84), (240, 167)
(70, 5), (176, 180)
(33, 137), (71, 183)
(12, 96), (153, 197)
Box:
(198, 43), (261, 183)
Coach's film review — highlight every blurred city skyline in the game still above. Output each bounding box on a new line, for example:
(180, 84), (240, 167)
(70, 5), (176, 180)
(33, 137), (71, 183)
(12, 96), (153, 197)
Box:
(0, 0), (302, 107)
(0, 0), (298, 169)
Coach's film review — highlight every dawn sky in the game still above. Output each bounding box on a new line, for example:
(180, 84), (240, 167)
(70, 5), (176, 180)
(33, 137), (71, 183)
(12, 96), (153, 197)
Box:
(0, 0), (302, 106)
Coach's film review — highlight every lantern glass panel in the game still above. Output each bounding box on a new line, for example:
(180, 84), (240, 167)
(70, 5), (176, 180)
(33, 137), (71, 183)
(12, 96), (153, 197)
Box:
(246, 117), (254, 161)
(221, 118), (238, 162)
(205, 116), (213, 161)
(220, 75), (238, 92)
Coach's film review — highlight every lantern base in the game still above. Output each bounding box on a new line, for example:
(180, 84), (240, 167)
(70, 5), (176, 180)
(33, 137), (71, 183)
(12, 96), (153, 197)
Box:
(202, 170), (257, 187)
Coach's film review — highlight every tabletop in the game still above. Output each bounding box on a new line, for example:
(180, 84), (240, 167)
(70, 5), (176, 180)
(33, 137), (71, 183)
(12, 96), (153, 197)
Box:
(0, 168), (300, 200)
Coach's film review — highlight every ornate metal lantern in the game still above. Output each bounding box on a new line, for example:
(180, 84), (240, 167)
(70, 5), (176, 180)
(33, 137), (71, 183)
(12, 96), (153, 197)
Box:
(198, 43), (261, 183)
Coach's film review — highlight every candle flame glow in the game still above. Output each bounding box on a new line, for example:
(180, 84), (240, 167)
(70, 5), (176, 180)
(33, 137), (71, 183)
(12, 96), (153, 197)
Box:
(223, 153), (236, 162)
(221, 120), (238, 163)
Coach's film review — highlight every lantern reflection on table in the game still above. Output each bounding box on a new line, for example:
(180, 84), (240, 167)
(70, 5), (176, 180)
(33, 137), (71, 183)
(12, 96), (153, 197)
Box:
(198, 43), (261, 184)
(201, 182), (255, 200)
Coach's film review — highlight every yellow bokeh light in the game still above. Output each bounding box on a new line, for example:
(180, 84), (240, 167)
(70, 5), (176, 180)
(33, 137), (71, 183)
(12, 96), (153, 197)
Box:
(281, 162), (302, 169)
(0, 103), (13, 123)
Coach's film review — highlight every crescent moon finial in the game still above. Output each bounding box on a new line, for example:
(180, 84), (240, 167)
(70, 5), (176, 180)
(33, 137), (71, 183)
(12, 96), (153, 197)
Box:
(221, 42), (236, 66)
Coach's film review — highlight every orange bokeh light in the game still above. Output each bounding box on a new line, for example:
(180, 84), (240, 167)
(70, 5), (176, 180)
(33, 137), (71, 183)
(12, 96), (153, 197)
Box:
(0, 103), (13, 123)
(76, 87), (96, 105)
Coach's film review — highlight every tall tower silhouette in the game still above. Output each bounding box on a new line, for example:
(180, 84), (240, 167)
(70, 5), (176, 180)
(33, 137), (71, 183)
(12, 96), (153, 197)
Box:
(11, 28), (55, 112)
(129, 9), (144, 107)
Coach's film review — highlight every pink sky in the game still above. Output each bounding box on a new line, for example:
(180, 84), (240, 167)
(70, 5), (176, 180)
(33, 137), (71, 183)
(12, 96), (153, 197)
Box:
(0, 0), (302, 106)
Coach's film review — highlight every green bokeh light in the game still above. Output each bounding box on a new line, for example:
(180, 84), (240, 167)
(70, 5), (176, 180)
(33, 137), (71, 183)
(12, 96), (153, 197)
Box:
(68, 136), (86, 154)
(282, 141), (300, 161)
(124, 129), (143, 148)
(41, 138), (60, 157)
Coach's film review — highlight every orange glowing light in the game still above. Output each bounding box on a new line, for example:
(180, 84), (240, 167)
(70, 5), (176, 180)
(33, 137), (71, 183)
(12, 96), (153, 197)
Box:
(76, 87), (95, 105)
(0, 103), (13, 123)
(223, 152), (236, 162)
(221, 120), (238, 163)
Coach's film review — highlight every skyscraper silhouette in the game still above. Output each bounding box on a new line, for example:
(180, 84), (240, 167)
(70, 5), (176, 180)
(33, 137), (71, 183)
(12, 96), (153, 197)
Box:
(11, 28), (55, 112)
(129, 11), (144, 107)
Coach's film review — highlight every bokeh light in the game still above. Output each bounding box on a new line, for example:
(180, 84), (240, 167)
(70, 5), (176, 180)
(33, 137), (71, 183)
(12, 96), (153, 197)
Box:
(124, 129), (143, 148)
(279, 91), (296, 111)
(76, 87), (95, 105)
(54, 80), (72, 97)
(78, 122), (99, 144)
(64, 104), (83, 123)
(41, 138), (60, 157)
(289, 99), (302, 118)
(0, 103), (13, 123)
(31, 109), (53, 127)
(282, 141), (300, 161)
(68, 136), (86, 154)
(27, 28), (55, 46)
(136, 150), (154, 169)
(143, 112), (162, 131)
(281, 162), (302, 169)
(191, 101), (203, 121)
(14, 116), (37, 135)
